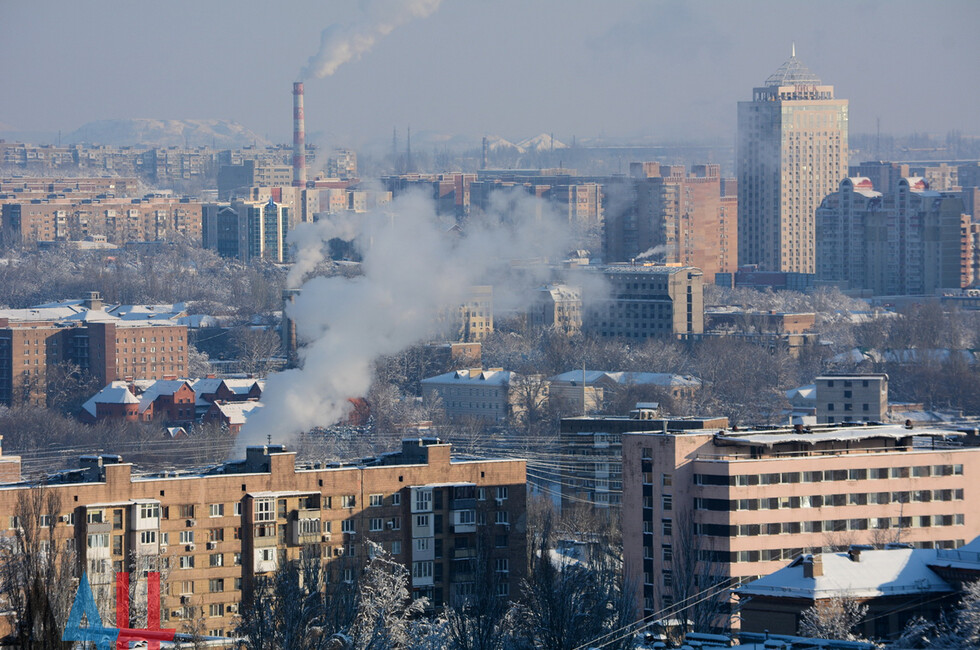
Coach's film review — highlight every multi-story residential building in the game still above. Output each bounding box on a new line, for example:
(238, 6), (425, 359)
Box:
(457, 285), (493, 342)
(583, 263), (704, 340)
(0, 438), (526, 639)
(0, 292), (188, 406)
(420, 368), (515, 422)
(202, 199), (289, 262)
(737, 48), (848, 273)
(528, 285), (582, 335)
(622, 423), (979, 620)
(558, 412), (727, 514)
(816, 177), (969, 294)
(604, 163), (737, 282)
(0, 196), (203, 246)
(815, 374), (888, 424)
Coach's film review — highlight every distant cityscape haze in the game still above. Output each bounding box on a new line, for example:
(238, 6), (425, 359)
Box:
(2, 0), (979, 154)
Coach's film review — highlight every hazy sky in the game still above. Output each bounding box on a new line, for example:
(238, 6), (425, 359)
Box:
(2, 0), (978, 151)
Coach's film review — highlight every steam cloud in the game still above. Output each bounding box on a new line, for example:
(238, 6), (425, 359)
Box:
(635, 244), (670, 261)
(300, 0), (443, 79)
(239, 189), (574, 447)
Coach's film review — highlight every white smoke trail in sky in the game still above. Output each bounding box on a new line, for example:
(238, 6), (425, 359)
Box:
(300, 0), (443, 79)
(239, 189), (573, 447)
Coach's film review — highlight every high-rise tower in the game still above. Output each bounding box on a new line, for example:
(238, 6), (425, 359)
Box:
(737, 47), (848, 273)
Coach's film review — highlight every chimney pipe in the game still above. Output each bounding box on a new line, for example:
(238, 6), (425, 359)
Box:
(293, 82), (307, 188)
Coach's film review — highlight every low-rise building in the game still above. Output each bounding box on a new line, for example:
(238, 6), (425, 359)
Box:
(528, 285), (582, 335)
(420, 368), (514, 421)
(815, 374), (888, 424)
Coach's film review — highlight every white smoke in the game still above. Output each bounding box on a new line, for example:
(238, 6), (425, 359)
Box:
(635, 244), (670, 261)
(300, 0), (443, 79)
(239, 189), (573, 446)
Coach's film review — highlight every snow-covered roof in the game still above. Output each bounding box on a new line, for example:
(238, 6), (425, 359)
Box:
(717, 423), (962, 448)
(212, 401), (263, 426)
(223, 378), (263, 396)
(136, 380), (191, 412)
(81, 381), (138, 417)
(549, 370), (700, 388)
(785, 384), (816, 400)
(0, 298), (186, 325)
(421, 368), (514, 387)
(738, 548), (953, 600)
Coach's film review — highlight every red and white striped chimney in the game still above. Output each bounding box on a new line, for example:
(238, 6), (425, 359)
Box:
(292, 82), (307, 188)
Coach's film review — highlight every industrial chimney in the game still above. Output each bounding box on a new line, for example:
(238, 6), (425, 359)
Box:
(292, 82), (307, 188)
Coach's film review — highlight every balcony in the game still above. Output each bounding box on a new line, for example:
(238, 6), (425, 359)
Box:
(450, 498), (477, 511)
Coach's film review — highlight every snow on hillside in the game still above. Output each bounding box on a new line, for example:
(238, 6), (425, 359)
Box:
(66, 119), (272, 148)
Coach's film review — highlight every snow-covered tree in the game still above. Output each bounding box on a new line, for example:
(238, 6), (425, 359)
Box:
(798, 595), (868, 641)
(350, 542), (427, 650)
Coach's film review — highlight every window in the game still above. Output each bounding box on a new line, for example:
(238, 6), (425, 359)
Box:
(299, 519), (320, 535)
(662, 519), (672, 536)
(341, 495), (356, 509)
(415, 514), (430, 528)
(391, 541), (402, 555)
(179, 556), (194, 569)
(210, 553), (224, 567)
(370, 518), (383, 532)
(87, 533), (109, 549)
(661, 474), (672, 487)
(369, 494), (383, 507)
(87, 510), (104, 524)
(495, 558), (509, 574)
(234, 502), (243, 516)
(495, 486), (509, 501)
(179, 505), (194, 519)
(139, 503), (160, 519)
(234, 553), (242, 566)
(180, 531), (194, 544)
(392, 493), (401, 506)
(208, 603), (223, 617)
(662, 495), (672, 511)
(209, 578), (224, 593)
(495, 534), (509, 548)
(416, 538), (430, 552)
(495, 582), (510, 597)
(412, 561), (433, 579)
(254, 499), (274, 522)
(209, 504), (224, 518)
(662, 545), (673, 562)
(415, 490), (432, 511)
(495, 511), (509, 525)
(341, 520), (355, 533)
(140, 530), (157, 545)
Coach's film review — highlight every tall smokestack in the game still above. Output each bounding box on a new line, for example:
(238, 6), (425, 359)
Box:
(293, 82), (307, 188)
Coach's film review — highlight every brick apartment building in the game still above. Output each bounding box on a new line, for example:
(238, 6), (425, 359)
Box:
(622, 423), (980, 619)
(604, 163), (737, 283)
(0, 293), (188, 407)
(0, 438), (527, 640)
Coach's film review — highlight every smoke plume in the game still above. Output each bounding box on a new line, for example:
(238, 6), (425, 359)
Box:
(239, 189), (573, 446)
(635, 244), (670, 261)
(300, 0), (443, 79)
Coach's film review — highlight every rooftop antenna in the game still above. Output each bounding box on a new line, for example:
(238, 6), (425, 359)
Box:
(791, 42), (796, 57)
(267, 434), (272, 445)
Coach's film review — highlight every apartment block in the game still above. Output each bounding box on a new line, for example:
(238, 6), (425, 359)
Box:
(604, 163), (737, 282)
(583, 264), (704, 340)
(202, 199), (289, 263)
(0, 293), (188, 407)
(557, 412), (727, 514)
(737, 49), (848, 273)
(0, 439), (526, 639)
(815, 177), (968, 294)
(0, 196), (203, 246)
(622, 423), (980, 620)
(815, 374), (888, 424)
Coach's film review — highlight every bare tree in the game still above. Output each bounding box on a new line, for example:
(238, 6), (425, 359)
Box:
(231, 326), (283, 377)
(0, 487), (75, 649)
(799, 595), (869, 641)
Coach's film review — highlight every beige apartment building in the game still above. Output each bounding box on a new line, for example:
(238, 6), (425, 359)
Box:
(528, 284), (582, 335)
(622, 423), (979, 620)
(0, 439), (527, 640)
(815, 373), (888, 424)
(737, 48), (848, 273)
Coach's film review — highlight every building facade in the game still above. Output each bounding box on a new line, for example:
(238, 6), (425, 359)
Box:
(583, 264), (704, 340)
(0, 439), (526, 639)
(604, 163), (737, 282)
(815, 177), (970, 294)
(202, 199), (289, 263)
(622, 423), (979, 620)
(737, 48), (848, 273)
(815, 374), (888, 424)
(528, 285), (582, 335)
(420, 368), (515, 421)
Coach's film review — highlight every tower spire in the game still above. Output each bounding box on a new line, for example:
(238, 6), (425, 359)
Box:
(792, 42), (796, 58)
